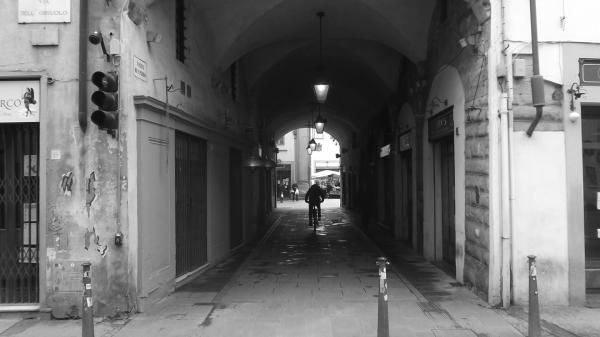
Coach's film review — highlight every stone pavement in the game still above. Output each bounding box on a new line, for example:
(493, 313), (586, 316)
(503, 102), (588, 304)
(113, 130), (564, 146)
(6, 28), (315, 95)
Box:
(0, 199), (598, 336)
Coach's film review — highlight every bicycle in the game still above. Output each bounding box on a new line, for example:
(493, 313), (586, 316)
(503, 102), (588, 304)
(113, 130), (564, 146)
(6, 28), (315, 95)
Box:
(309, 203), (318, 232)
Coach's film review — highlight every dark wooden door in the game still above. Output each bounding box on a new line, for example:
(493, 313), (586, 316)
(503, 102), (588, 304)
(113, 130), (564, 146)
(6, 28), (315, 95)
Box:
(440, 137), (455, 267)
(229, 148), (243, 249)
(175, 132), (207, 277)
(0, 123), (39, 303)
(400, 150), (413, 245)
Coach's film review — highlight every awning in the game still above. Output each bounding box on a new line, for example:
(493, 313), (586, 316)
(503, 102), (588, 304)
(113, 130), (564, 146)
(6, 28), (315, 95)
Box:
(312, 170), (340, 178)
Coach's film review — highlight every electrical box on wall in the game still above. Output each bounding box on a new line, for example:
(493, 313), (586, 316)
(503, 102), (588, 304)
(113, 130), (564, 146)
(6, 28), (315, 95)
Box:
(513, 59), (526, 78)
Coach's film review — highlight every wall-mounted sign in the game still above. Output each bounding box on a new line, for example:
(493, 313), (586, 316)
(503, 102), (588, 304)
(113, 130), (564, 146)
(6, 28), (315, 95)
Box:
(579, 58), (600, 86)
(398, 132), (411, 152)
(0, 80), (40, 123)
(379, 144), (391, 158)
(18, 0), (71, 23)
(428, 107), (453, 141)
(133, 55), (147, 81)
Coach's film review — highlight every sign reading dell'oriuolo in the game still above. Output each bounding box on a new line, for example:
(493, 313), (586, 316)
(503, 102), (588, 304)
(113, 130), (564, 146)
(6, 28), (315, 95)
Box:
(18, 0), (71, 23)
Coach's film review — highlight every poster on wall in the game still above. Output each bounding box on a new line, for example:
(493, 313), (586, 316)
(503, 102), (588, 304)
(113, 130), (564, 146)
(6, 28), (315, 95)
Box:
(0, 80), (40, 123)
(18, 0), (71, 23)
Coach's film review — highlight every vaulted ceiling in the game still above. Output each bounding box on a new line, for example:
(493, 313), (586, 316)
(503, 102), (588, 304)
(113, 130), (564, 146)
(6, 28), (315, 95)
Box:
(189, 0), (439, 144)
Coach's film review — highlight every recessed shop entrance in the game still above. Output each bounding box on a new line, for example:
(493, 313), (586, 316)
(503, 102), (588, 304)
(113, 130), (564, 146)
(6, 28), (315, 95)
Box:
(581, 106), (600, 291)
(429, 108), (456, 272)
(0, 123), (40, 304)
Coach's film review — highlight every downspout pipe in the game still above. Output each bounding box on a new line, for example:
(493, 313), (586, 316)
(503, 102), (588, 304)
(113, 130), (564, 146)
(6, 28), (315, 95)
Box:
(78, 0), (88, 131)
(500, 0), (515, 309)
(526, 0), (545, 137)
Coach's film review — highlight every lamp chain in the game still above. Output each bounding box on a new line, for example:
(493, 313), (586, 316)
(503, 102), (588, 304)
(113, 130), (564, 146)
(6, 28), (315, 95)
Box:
(318, 12), (324, 67)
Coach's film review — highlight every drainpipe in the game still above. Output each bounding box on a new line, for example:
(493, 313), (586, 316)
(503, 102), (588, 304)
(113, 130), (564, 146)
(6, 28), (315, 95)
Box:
(78, 0), (89, 131)
(525, 0), (545, 137)
(500, 0), (515, 309)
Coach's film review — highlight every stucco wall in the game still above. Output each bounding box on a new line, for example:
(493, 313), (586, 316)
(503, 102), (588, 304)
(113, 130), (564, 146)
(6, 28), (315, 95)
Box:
(0, 0), (135, 316)
(512, 132), (569, 305)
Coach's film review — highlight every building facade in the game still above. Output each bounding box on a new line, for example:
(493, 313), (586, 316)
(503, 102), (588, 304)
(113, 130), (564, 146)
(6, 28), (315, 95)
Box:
(0, 0), (598, 317)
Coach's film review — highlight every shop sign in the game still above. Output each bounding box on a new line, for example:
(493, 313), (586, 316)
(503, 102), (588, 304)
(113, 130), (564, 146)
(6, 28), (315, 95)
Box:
(133, 55), (147, 81)
(18, 0), (71, 23)
(379, 144), (391, 158)
(0, 80), (40, 123)
(428, 107), (453, 141)
(579, 58), (600, 86)
(398, 132), (411, 152)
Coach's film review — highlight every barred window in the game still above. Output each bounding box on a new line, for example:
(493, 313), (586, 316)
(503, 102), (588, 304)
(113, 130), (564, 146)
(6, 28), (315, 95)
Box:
(176, 0), (186, 63)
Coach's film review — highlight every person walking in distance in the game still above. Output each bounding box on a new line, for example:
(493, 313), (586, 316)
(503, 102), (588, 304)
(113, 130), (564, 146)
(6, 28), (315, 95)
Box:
(277, 181), (284, 203)
(291, 182), (299, 201)
(305, 181), (325, 225)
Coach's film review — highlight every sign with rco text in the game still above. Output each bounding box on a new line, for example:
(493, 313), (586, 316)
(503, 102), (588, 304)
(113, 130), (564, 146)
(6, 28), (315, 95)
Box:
(0, 80), (40, 123)
(18, 0), (71, 23)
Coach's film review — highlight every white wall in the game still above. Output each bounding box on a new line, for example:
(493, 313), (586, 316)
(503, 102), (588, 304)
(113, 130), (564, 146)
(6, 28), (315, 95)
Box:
(511, 132), (569, 305)
(276, 131), (296, 163)
(504, 0), (600, 44)
(504, 0), (600, 85)
(311, 131), (340, 174)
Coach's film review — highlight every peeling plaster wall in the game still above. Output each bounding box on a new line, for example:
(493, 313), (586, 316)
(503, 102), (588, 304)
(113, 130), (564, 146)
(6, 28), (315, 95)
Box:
(0, 0), (133, 317)
(1, 0), (259, 316)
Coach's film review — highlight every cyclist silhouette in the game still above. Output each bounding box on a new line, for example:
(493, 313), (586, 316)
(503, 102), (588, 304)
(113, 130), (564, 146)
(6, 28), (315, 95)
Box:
(305, 182), (325, 228)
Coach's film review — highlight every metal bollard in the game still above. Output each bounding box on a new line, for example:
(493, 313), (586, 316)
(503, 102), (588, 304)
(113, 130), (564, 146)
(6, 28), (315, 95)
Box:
(527, 255), (541, 337)
(376, 257), (390, 337)
(82, 262), (95, 337)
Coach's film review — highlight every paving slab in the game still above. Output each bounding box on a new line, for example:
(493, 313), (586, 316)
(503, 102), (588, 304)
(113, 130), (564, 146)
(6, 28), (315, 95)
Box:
(4, 201), (586, 337)
(0, 318), (21, 335)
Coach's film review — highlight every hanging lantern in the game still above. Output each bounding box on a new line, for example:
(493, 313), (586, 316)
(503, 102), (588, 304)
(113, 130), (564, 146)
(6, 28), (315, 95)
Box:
(314, 114), (327, 134)
(243, 146), (265, 170)
(306, 145), (312, 155)
(262, 157), (276, 169)
(243, 154), (263, 169)
(313, 83), (329, 104)
(309, 138), (317, 151)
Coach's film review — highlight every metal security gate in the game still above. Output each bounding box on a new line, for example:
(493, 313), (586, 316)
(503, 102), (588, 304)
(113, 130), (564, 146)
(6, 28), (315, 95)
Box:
(175, 131), (207, 277)
(0, 123), (40, 303)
